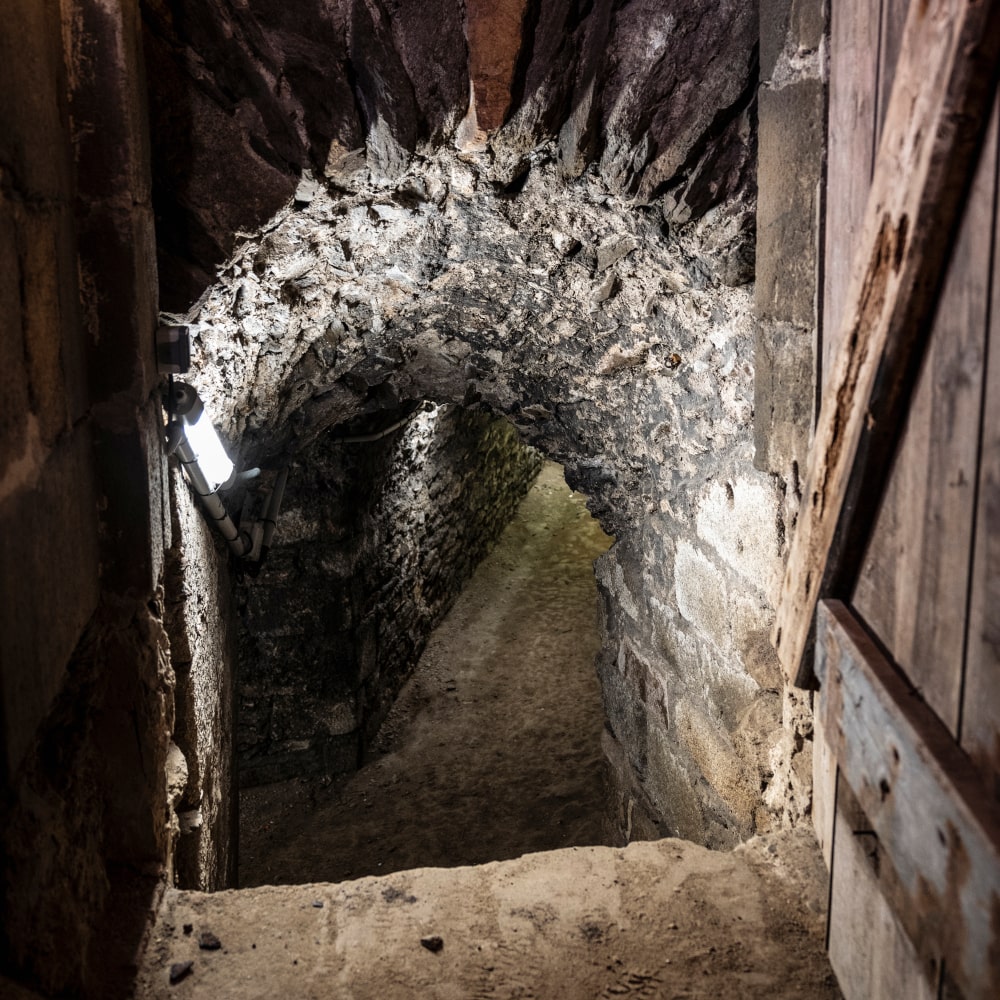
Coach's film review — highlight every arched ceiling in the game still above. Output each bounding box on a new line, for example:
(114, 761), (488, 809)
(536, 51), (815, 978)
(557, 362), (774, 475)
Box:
(142, 0), (785, 843)
(143, 0), (762, 537)
(180, 141), (757, 535)
(141, 0), (757, 311)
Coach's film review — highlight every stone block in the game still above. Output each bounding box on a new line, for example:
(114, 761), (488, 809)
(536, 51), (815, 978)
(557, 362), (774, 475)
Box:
(643, 722), (711, 843)
(1, 189), (87, 460)
(0, 428), (100, 776)
(673, 541), (730, 653)
(0, 0), (71, 200)
(92, 416), (165, 601)
(695, 477), (783, 604)
(601, 727), (669, 844)
(676, 699), (756, 840)
(754, 66), (823, 477)
(760, 0), (825, 79)
(792, 0), (826, 55)
(754, 319), (815, 473)
(755, 78), (824, 328)
(760, 0), (794, 79)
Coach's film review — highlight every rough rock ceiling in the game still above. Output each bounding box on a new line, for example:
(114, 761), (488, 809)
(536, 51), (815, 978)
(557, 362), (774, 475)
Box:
(184, 146), (757, 537)
(142, 1), (758, 500)
(141, 0), (757, 312)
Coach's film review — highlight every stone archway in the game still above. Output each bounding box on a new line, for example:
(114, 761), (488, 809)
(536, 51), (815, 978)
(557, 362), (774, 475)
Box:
(148, 0), (808, 877)
(0, 3), (836, 994)
(170, 142), (796, 856)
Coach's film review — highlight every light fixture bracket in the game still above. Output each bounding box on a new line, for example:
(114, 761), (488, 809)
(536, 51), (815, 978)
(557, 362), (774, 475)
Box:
(156, 325), (191, 375)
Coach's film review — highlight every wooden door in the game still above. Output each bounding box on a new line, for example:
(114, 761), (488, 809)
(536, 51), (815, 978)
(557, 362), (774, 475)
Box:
(776, 0), (1000, 995)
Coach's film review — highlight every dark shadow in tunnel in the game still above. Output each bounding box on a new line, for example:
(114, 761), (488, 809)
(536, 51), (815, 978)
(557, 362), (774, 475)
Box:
(232, 402), (614, 886)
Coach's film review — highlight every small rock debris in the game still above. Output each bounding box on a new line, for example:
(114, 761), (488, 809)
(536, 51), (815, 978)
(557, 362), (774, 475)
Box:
(420, 935), (444, 953)
(169, 961), (194, 985)
(198, 931), (222, 950)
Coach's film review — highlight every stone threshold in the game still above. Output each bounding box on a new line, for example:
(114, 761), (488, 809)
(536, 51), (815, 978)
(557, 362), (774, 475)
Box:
(136, 829), (839, 999)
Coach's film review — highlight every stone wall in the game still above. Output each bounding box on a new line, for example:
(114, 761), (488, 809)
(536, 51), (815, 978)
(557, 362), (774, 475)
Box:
(0, 1), (172, 993)
(176, 136), (789, 848)
(164, 480), (238, 891)
(0, 2), (837, 996)
(237, 405), (542, 787)
(755, 0), (826, 478)
(138, 0), (787, 848)
(140, 0), (757, 312)
(753, 0), (827, 831)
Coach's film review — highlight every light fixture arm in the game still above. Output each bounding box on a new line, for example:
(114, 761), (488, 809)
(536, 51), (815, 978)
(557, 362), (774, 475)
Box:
(164, 381), (253, 558)
(173, 433), (253, 557)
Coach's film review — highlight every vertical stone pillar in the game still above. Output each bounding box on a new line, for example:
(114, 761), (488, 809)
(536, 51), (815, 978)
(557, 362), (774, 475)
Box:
(754, 0), (829, 833)
(754, 0), (827, 477)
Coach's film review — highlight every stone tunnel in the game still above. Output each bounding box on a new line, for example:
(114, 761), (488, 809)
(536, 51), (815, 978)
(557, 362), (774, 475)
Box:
(1, 0), (834, 995)
(149, 0), (806, 878)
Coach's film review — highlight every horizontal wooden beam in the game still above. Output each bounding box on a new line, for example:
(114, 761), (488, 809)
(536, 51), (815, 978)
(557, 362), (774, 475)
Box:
(772, 0), (1000, 687)
(816, 600), (1000, 1000)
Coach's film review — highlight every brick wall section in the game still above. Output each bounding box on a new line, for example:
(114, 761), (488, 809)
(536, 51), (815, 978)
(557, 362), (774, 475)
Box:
(236, 405), (542, 787)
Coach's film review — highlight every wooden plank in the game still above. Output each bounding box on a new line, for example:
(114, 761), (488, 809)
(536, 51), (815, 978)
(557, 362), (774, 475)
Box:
(772, 0), (1000, 687)
(822, 0), (881, 394)
(812, 705), (837, 869)
(816, 599), (1000, 999)
(961, 97), (1000, 792)
(852, 91), (998, 732)
(827, 774), (937, 1000)
(875, 0), (912, 149)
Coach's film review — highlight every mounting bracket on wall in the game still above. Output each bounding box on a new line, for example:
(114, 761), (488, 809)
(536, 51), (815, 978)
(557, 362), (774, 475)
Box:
(156, 324), (191, 375)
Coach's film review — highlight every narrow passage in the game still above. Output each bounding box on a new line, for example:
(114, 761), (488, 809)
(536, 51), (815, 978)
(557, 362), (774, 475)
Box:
(240, 461), (614, 886)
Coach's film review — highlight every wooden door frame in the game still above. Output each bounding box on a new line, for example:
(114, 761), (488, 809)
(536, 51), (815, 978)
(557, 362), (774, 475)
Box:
(772, 0), (1000, 690)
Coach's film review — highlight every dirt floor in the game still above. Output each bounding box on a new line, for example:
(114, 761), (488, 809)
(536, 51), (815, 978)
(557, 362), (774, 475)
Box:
(240, 461), (616, 886)
(138, 829), (839, 999)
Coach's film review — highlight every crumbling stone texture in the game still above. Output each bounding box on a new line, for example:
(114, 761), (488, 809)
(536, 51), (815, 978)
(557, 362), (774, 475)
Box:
(237, 405), (542, 787)
(178, 124), (785, 845)
(752, 0), (827, 834)
(141, 0), (823, 851)
(141, 0), (757, 310)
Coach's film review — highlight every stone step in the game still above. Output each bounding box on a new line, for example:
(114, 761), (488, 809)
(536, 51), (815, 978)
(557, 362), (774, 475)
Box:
(136, 829), (838, 999)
